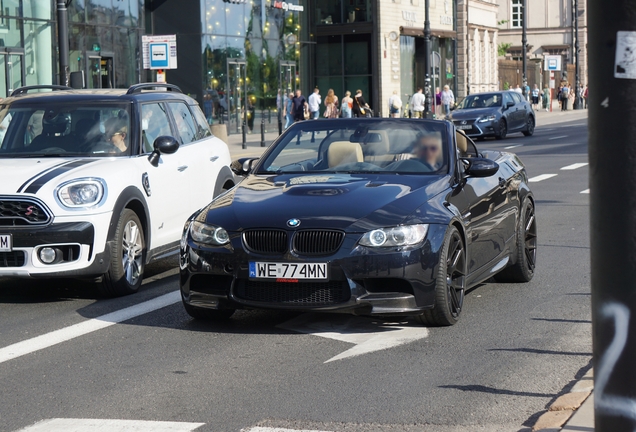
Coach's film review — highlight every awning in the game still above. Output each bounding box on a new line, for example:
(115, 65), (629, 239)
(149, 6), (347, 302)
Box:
(400, 26), (457, 39)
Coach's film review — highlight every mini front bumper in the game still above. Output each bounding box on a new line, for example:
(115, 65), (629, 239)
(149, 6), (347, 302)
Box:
(179, 225), (448, 316)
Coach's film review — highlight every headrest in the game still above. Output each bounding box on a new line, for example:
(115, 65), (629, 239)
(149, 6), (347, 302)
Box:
(456, 131), (468, 154)
(328, 141), (363, 167)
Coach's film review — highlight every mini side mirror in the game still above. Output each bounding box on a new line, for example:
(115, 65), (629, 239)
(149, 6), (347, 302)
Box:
(461, 157), (499, 178)
(148, 136), (180, 167)
(231, 157), (259, 176)
(505, 101), (515, 108)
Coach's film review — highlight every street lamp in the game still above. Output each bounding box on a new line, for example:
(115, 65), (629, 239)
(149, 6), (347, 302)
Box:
(573, 0), (581, 109)
(56, 0), (70, 86)
(521, 0), (527, 100)
(423, 0), (431, 115)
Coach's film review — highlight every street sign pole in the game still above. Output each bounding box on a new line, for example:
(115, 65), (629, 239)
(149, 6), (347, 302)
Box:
(521, 0), (527, 100)
(56, 0), (69, 86)
(589, 0), (636, 430)
(423, 0), (431, 116)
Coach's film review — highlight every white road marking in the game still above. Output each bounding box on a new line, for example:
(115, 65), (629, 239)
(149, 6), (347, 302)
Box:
(0, 291), (181, 365)
(528, 174), (558, 183)
(277, 313), (429, 363)
(549, 135), (568, 140)
(16, 418), (204, 432)
(561, 162), (589, 170)
(581, 189), (590, 194)
(504, 144), (522, 149)
(242, 428), (332, 432)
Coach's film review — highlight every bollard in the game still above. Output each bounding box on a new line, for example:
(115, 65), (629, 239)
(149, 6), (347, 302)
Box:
(242, 119), (246, 149)
(260, 117), (266, 147)
(278, 110), (283, 135)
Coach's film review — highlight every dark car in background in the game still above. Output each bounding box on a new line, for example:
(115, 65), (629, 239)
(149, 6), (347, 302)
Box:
(179, 118), (537, 326)
(448, 91), (535, 140)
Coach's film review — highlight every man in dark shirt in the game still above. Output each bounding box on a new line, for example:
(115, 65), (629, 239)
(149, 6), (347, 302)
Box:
(291, 90), (308, 122)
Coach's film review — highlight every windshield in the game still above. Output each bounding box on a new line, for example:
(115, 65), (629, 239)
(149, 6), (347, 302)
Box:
(457, 93), (502, 109)
(0, 102), (132, 158)
(257, 119), (449, 175)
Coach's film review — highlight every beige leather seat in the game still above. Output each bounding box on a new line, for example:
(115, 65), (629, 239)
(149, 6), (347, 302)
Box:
(328, 141), (363, 167)
(456, 131), (469, 157)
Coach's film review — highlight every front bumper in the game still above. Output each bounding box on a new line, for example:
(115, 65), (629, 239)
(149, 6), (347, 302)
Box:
(179, 225), (447, 316)
(453, 119), (497, 137)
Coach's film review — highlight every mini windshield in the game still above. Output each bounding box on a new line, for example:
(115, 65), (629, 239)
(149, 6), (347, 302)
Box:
(0, 102), (132, 158)
(258, 120), (449, 175)
(457, 93), (502, 109)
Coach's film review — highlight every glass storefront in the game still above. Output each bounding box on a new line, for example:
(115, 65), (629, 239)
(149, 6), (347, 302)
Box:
(400, 35), (456, 100)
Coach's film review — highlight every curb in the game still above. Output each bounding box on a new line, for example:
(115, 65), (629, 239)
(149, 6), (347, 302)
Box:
(532, 369), (593, 431)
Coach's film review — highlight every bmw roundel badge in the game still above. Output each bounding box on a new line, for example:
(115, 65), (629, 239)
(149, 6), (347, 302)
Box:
(287, 218), (301, 228)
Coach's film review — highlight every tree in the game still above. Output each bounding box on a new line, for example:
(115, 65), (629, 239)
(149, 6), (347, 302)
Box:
(498, 42), (512, 57)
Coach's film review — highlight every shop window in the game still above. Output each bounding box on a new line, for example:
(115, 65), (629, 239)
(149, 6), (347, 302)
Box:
(511, 0), (523, 29)
(316, 35), (342, 76)
(87, 0), (114, 25)
(316, 0), (342, 24)
(23, 1), (53, 20)
(343, 34), (370, 75)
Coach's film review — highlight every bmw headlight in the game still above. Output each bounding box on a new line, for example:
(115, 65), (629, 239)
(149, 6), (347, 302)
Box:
(478, 115), (496, 123)
(359, 224), (428, 248)
(56, 178), (105, 208)
(190, 220), (230, 246)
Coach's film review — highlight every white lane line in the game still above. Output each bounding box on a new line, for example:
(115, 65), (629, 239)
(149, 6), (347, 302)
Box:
(528, 174), (558, 183)
(581, 189), (590, 194)
(561, 162), (589, 170)
(243, 428), (332, 432)
(504, 144), (523, 149)
(17, 418), (204, 432)
(0, 291), (181, 365)
(549, 135), (568, 140)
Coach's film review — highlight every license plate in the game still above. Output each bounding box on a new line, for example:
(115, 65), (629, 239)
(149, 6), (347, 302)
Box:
(249, 262), (328, 280)
(0, 234), (12, 252)
(456, 124), (472, 130)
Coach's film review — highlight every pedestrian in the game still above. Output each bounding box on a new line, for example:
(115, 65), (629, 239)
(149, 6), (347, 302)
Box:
(352, 89), (371, 117)
(513, 84), (523, 94)
(410, 87), (425, 118)
(323, 88), (339, 118)
(341, 91), (353, 118)
(441, 85), (455, 116)
(435, 87), (442, 117)
(560, 82), (570, 111)
(531, 84), (540, 110)
(583, 84), (588, 109)
(542, 86), (550, 112)
(388, 90), (402, 118)
(283, 92), (294, 129)
(292, 89), (308, 122)
(203, 93), (213, 124)
(308, 87), (321, 119)
(524, 83), (531, 101)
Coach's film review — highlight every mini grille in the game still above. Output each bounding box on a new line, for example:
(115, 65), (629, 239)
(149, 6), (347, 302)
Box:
(236, 280), (350, 306)
(0, 198), (51, 226)
(293, 230), (344, 256)
(0, 251), (26, 267)
(242, 230), (288, 254)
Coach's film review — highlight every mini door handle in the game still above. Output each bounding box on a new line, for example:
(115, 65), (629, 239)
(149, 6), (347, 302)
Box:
(210, 156), (219, 162)
(178, 165), (188, 172)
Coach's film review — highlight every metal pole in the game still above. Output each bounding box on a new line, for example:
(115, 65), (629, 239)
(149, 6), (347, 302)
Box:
(423, 0), (431, 115)
(56, 0), (70, 86)
(589, 0), (636, 430)
(521, 0), (527, 100)
(573, 0), (581, 109)
(260, 109), (266, 147)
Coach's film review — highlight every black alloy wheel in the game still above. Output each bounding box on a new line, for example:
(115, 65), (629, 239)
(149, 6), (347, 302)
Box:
(523, 116), (535, 136)
(495, 119), (507, 140)
(495, 198), (537, 282)
(417, 226), (467, 326)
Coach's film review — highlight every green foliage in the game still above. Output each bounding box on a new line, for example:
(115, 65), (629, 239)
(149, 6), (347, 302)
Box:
(497, 19), (509, 26)
(498, 43), (512, 57)
(503, 82), (510, 90)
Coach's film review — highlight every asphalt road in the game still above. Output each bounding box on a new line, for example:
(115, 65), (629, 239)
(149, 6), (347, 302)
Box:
(0, 111), (591, 432)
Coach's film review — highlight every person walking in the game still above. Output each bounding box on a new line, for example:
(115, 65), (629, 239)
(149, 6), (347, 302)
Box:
(531, 84), (540, 110)
(283, 92), (294, 129)
(341, 91), (353, 118)
(292, 89), (308, 122)
(410, 87), (425, 118)
(513, 84), (523, 94)
(441, 85), (455, 117)
(542, 86), (550, 112)
(583, 84), (588, 109)
(308, 87), (321, 119)
(388, 90), (402, 118)
(352, 89), (370, 117)
(434, 87), (442, 118)
(560, 82), (570, 111)
(323, 89), (339, 118)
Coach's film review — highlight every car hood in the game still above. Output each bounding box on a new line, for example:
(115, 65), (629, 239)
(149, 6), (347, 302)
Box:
(0, 158), (98, 194)
(201, 173), (452, 232)
(450, 107), (500, 120)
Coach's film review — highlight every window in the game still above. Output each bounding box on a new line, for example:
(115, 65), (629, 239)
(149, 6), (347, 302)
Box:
(167, 102), (198, 145)
(190, 105), (213, 140)
(141, 103), (172, 153)
(511, 0), (523, 29)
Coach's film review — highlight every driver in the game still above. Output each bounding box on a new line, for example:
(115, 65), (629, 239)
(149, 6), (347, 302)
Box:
(104, 118), (128, 153)
(412, 132), (443, 170)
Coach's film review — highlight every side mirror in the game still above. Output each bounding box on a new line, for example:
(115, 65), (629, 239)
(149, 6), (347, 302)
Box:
(231, 157), (259, 176)
(461, 157), (499, 178)
(505, 101), (515, 109)
(148, 136), (180, 167)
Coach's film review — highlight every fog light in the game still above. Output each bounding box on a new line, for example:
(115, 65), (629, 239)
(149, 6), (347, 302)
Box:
(39, 247), (57, 264)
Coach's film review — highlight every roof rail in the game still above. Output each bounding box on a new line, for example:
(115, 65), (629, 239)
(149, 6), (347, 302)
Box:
(10, 85), (73, 97)
(126, 83), (183, 95)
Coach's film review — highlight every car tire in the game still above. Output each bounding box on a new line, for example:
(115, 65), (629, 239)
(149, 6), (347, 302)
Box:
(100, 209), (145, 297)
(182, 296), (235, 321)
(495, 119), (507, 140)
(416, 225), (466, 326)
(522, 116), (535, 136)
(495, 198), (537, 283)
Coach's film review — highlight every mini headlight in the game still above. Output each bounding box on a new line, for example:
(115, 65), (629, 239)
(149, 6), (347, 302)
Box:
(478, 115), (497, 123)
(190, 221), (230, 245)
(359, 224), (428, 248)
(57, 179), (105, 208)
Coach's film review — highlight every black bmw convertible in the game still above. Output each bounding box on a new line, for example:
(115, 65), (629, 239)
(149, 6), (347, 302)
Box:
(179, 118), (536, 326)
